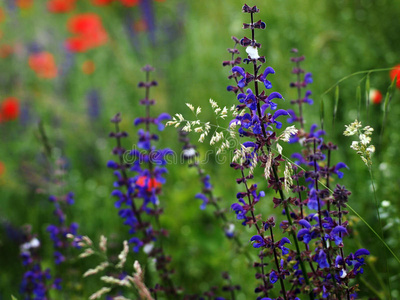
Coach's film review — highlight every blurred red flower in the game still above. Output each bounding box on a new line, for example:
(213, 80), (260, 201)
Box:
(91, 0), (141, 6)
(17, 0), (34, 9)
(136, 175), (162, 191)
(82, 60), (96, 75)
(0, 45), (13, 58)
(47, 0), (76, 13)
(1, 97), (20, 121)
(28, 51), (58, 79)
(133, 19), (148, 32)
(370, 89), (383, 105)
(390, 64), (400, 89)
(66, 14), (108, 52)
(0, 8), (5, 23)
(0, 161), (5, 177)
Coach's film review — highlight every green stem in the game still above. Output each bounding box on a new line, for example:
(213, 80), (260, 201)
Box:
(369, 168), (392, 300)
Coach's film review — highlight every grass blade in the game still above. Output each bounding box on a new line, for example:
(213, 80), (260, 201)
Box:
(380, 75), (397, 142)
(366, 73), (370, 121)
(357, 85), (361, 120)
(333, 85), (339, 129)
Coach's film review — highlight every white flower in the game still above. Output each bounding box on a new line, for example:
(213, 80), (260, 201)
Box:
(350, 141), (359, 151)
(359, 134), (371, 145)
(246, 46), (260, 59)
(182, 148), (197, 158)
(143, 243), (154, 254)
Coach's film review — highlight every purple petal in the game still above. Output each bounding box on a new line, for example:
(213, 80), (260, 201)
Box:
(232, 66), (245, 77)
(298, 219), (311, 228)
(354, 248), (370, 257)
(273, 109), (289, 119)
(267, 92), (283, 101)
(263, 66), (275, 77)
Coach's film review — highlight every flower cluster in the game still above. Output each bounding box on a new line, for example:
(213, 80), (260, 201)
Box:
(344, 120), (375, 167)
(223, 6), (370, 300)
(107, 65), (176, 296)
(19, 228), (61, 299)
(66, 13), (109, 52)
(47, 191), (80, 265)
(68, 233), (154, 300)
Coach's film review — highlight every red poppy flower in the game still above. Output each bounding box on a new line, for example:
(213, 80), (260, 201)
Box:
(370, 89), (383, 105)
(390, 64), (400, 89)
(17, 0), (34, 9)
(136, 175), (162, 191)
(28, 52), (58, 79)
(47, 0), (76, 13)
(66, 14), (108, 53)
(1, 97), (20, 121)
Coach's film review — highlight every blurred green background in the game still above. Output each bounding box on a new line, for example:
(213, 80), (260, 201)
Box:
(1, 0), (400, 299)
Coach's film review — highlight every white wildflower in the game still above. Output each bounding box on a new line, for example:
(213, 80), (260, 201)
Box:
(350, 141), (359, 151)
(186, 103), (194, 112)
(99, 235), (107, 253)
(359, 134), (371, 145)
(83, 262), (109, 277)
(366, 145), (375, 153)
(279, 125), (298, 142)
(220, 107), (228, 119)
(143, 243), (154, 254)
(209, 99), (218, 109)
(79, 248), (94, 258)
(363, 126), (374, 135)
(264, 154), (272, 180)
(176, 113), (184, 122)
(344, 120), (375, 167)
(89, 287), (112, 300)
(116, 240), (129, 269)
(284, 163), (293, 193)
(196, 106), (202, 116)
(246, 46), (260, 59)
(182, 148), (197, 159)
(343, 119), (362, 136)
(182, 122), (191, 132)
(114, 297), (132, 300)
(276, 143), (283, 155)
